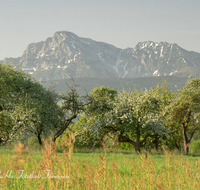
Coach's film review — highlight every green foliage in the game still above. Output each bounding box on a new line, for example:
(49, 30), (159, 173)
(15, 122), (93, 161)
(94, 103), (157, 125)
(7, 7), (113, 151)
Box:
(3, 61), (200, 154)
(166, 77), (200, 153)
(69, 117), (101, 148)
(190, 139), (200, 154)
(90, 86), (117, 101)
(0, 63), (63, 145)
(52, 78), (92, 142)
(0, 110), (13, 143)
(55, 130), (69, 150)
(118, 142), (134, 150)
(83, 84), (173, 152)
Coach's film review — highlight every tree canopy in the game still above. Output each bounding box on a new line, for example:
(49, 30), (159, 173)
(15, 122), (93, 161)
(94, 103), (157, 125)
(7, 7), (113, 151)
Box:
(0, 63), (62, 145)
(167, 77), (200, 154)
(2, 62), (200, 154)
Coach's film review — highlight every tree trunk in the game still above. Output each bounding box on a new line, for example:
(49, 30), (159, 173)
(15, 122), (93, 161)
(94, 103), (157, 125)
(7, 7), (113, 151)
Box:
(175, 141), (181, 152)
(152, 135), (159, 151)
(37, 132), (43, 146)
(136, 120), (141, 153)
(100, 136), (105, 148)
(182, 111), (191, 154)
(53, 114), (77, 142)
(0, 138), (3, 144)
(182, 123), (189, 154)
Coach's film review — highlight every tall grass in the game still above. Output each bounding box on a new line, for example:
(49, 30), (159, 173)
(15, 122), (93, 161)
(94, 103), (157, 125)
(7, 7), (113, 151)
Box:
(1, 132), (200, 189)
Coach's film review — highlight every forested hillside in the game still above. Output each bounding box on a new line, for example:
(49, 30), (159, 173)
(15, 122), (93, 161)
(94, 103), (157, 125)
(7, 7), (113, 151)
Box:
(44, 75), (189, 95)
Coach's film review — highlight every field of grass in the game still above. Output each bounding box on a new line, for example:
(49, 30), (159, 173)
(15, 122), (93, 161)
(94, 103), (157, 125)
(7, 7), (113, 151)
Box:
(1, 137), (200, 189)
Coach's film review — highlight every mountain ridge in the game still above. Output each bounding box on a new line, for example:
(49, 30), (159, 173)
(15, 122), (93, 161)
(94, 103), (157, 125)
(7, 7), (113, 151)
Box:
(1, 31), (200, 81)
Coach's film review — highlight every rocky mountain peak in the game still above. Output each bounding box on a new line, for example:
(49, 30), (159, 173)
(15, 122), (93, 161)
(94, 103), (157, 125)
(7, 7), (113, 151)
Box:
(1, 31), (200, 81)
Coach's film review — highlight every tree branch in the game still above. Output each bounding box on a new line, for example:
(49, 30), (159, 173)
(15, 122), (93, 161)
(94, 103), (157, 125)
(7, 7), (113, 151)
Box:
(118, 130), (137, 147)
(188, 128), (198, 143)
(140, 134), (157, 146)
(53, 113), (76, 142)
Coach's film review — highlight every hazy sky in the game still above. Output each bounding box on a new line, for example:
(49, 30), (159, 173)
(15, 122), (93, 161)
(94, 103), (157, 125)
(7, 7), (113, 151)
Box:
(1, 0), (200, 60)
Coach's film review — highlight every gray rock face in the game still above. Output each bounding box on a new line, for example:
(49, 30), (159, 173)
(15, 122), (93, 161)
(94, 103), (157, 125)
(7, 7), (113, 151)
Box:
(1, 31), (200, 80)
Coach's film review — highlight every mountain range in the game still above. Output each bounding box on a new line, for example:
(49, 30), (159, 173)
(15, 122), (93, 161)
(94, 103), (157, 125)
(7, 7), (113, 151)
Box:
(1, 31), (200, 82)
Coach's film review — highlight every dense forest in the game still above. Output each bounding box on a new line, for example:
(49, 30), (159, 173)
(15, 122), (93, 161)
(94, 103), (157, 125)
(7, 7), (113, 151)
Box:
(1, 63), (200, 154)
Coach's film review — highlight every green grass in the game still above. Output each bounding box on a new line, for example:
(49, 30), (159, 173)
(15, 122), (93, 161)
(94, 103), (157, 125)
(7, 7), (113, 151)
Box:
(1, 141), (200, 189)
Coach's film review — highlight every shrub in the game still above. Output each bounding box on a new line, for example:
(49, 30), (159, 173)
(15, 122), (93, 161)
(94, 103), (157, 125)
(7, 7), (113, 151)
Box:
(190, 139), (200, 154)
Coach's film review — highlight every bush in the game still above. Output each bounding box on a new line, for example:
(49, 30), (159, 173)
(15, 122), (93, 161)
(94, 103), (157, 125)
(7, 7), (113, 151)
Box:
(118, 142), (134, 150)
(190, 139), (200, 154)
(28, 137), (39, 148)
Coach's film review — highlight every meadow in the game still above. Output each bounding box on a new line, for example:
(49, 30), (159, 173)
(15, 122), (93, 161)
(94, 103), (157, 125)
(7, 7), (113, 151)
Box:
(1, 136), (200, 190)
